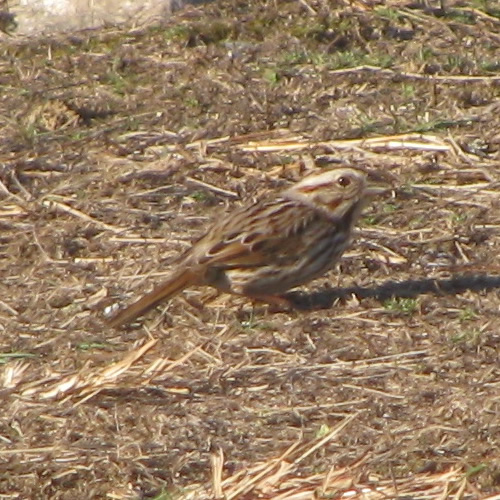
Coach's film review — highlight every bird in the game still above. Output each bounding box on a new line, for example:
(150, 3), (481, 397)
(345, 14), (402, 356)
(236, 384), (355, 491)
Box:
(107, 167), (383, 328)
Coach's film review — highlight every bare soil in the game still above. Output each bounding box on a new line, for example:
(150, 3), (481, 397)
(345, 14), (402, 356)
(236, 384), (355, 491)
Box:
(0, 1), (499, 498)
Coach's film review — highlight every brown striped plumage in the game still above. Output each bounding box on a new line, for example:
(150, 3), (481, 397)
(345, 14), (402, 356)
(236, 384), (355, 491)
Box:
(108, 167), (381, 328)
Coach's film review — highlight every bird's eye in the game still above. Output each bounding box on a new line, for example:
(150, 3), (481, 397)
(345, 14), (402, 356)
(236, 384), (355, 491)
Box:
(337, 176), (351, 187)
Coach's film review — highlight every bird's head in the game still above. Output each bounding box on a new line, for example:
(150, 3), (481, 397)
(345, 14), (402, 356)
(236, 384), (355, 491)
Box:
(285, 167), (384, 220)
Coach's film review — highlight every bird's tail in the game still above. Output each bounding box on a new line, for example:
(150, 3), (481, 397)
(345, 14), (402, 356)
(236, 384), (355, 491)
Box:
(108, 268), (197, 328)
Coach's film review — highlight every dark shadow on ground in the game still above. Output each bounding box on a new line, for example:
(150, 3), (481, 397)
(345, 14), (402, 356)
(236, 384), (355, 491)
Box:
(284, 274), (500, 310)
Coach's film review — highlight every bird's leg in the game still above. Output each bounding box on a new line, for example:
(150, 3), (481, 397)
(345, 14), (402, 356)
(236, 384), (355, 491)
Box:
(248, 294), (294, 311)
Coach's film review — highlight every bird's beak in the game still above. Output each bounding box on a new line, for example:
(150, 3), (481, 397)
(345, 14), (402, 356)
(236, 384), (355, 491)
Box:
(365, 185), (389, 197)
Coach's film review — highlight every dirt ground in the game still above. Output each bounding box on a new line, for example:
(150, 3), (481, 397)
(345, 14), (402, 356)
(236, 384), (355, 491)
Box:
(1, 1), (499, 498)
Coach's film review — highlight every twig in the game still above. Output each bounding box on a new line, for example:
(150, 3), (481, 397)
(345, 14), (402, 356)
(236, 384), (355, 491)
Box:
(327, 64), (500, 82)
(41, 197), (128, 234)
(185, 176), (239, 199)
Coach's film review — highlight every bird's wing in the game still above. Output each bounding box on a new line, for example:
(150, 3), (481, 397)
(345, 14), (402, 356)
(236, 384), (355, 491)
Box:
(188, 197), (325, 269)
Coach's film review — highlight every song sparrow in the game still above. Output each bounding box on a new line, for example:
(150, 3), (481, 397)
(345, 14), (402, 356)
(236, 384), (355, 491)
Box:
(108, 167), (382, 328)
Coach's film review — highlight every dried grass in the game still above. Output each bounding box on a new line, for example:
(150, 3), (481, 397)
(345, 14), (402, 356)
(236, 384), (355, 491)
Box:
(1, 0), (499, 498)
